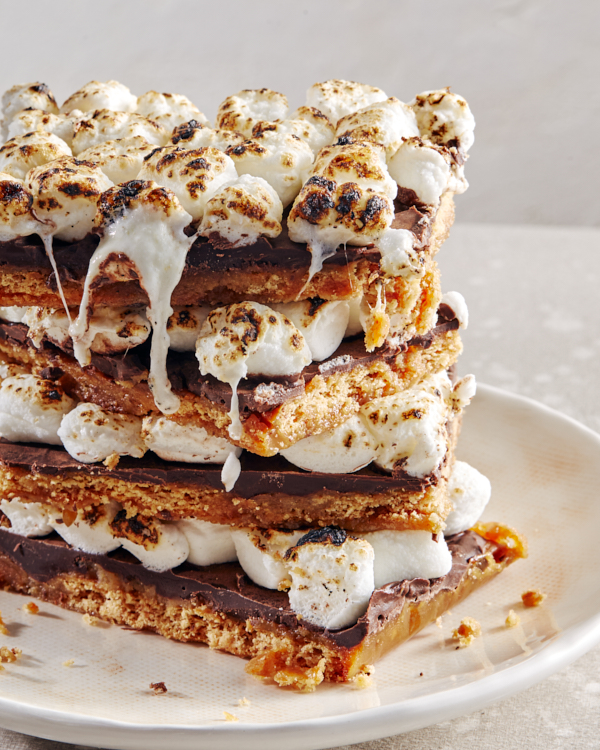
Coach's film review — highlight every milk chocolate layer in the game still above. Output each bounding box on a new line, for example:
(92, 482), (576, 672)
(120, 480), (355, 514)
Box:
(0, 528), (497, 649)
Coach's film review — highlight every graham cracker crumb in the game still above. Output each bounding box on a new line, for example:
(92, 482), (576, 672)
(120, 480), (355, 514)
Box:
(82, 613), (100, 627)
(24, 602), (39, 614)
(505, 610), (520, 629)
(277, 579), (291, 592)
(435, 616), (443, 628)
(353, 664), (375, 689)
(238, 697), (251, 707)
(103, 452), (120, 470)
(0, 646), (21, 662)
(522, 589), (546, 607)
(0, 611), (8, 636)
(0, 664), (5, 673)
(150, 681), (167, 695)
(63, 659), (75, 667)
(223, 711), (239, 722)
(452, 616), (481, 649)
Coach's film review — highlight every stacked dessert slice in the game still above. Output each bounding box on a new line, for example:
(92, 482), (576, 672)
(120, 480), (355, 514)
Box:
(0, 79), (525, 690)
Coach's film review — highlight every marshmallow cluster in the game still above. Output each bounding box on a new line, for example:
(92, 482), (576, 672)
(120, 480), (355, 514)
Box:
(77, 136), (156, 184)
(0, 131), (72, 180)
(71, 109), (168, 155)
(306, 80), (387, 124)
(216, 88), (289, 137)
(252, 106), (335, 156)
(1, 82), (58, 139)
(335, 98), (420, 157)
(135, 90), (208, 131)
(60, 80), (138, 115)
(170, 121), (245, 152)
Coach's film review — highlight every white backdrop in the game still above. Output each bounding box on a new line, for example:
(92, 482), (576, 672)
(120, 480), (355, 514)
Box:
(0, 0), (598, 226)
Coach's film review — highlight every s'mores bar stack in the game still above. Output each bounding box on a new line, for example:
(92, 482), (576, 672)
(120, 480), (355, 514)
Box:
(0, 79), (525, 690)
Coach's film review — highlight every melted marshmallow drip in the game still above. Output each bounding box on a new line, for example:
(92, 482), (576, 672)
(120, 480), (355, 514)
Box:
(70, 210), (194, 414)
(297, 225), (338, 299)
(221, 450), (242, 491)
(41, 234), (72, 324)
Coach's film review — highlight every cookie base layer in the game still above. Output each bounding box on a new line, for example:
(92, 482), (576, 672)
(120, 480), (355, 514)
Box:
(0, 525), (525, 690)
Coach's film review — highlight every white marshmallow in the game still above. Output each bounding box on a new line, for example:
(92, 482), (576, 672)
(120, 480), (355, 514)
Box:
(226, 131), (313, 207)
(335, 98), (420, 157)
(306, 80), (387, 124)
(411, 89), (475, 153)
(0, 132), (72, 180)
(272, 299), (349, 362)
(27, 156), (113, 241)
(0, 306), (28, 323)
(60, 81), (137, 115)
(49, 502), (122, 555)
(362, 530), (452, 588)
(252, 107), (335, 156)
(70, 181), (195, 414)
(71, 110), (168, 155)
(0, 374), (74, 444)
(141, 416), (241, 464)
(138, 145), (238, 222)
(176, 519), (237, 566)
(444, 461), (492, 536)
(136, 90), (209, 130)
(116, 516), (189, 573)
(388, 138), (451, 205)
(376, 227), (424, 278)
(170, 121), (245, 152)
(6, 109), (79, 146)
(451, 374), (477, 411)
(361, 387), (448, 478)
(0, 498), (53, 537)
(0, 363), (29, 379)
(200, 174), (283, 246)
(57, 403), (145, 463)
(345, 296), (363, 337)
(285, 529), (375, 629)
(442, 291), (469, 329)
(281, 414), (376, 474)
(196, 302), (311, 439)
(166, 306), (210, 351)
(221, 451), (242, 492)
(2, 83), (58, 125)
(0, 173), (40, 241)
(231, 528), (304, 589)
(77, 136), (156, 184)
(216, 89), (289, 137)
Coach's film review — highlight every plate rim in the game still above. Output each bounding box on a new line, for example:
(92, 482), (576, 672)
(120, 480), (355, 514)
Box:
(2, 383), (600, 750)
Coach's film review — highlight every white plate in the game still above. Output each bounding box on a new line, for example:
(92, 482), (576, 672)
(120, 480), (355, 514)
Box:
(1, 384), (600, 750)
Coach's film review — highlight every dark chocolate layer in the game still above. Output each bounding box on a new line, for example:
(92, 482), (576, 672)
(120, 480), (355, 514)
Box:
(0, 528), (492, 649)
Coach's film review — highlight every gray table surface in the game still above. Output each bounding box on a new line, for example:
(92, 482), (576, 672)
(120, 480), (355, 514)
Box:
(3, 222), (600, 749)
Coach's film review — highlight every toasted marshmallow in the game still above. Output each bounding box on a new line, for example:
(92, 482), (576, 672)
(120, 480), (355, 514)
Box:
(77, 136), (156, 184)
(411, 89), (475, 153)
(2, 83), (58, 125)
(388, 137), (451, 205)
(362, 530), (452, 587)
(6, 109), (80, 146)
(226, 132), (313, 207)
(442, 291), (469, 329)
(141, 416), (241, 464)
(138, 146), (238, 222)
(110, 510), (189, 572)
(311, 140), (397, 200)
(0, 374), (74, 444)
(252, 106), (335, 156)
(0, 363), (29, 379)
(0, 132), (72, 180)
(444, 461), (492, 536)
(285, 527), (375, 629)
(0, 173), (40, 241)
(200, 174), (283, 246)
(27, 156), (113, 241)
(0, 306), (28, 323)
(170, 121), (245, 152)
(71, 109), (168, 155)
(216, 89), (289, 137)
(0, 498), (53, 537)
(70, 180), (195, 414)
(451, 374), (477, 411)
(272, 299), (349, 361)
(23, 305), (150, 353)
(376, 228), (423, 279)
(176, 519), (237, 566)
(196, 302), (311, 439)
(361, 387), (448, 478)
(306, 80), (387, 125)
(136, 90), (209, 131)
(231, 528), (304, 589)
(335, 98), (419, 157)
(49, 502), (122, 555)
(166, 305), (210, 351)
(60, 80), (137, 115)
(57, 403), (146, 463)
(281, 414), (376, 474)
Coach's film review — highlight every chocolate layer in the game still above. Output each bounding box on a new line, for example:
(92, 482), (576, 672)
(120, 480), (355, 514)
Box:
(0, 528), (496, 649)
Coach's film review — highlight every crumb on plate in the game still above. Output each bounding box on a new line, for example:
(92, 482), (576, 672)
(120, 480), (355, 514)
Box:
(452, 616), (481, 648)
(521, 589), (546, 607)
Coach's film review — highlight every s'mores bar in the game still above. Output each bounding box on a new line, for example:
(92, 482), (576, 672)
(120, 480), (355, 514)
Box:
(0, 78), (524, 690)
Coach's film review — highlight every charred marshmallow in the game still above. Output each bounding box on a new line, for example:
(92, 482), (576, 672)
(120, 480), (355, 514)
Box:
(166, 306), (210, 351)
(200, 175), (283, 246)
(252, 106), (335, 156)
(60, 80), (138, 115)
(71, 109), (168, 155)
(57, 403), (146, 463)
(411, 89), (475, 153)
(1, 82), (58, 137)
(49, 502), (122, 555)
(306, 80), (387, 124)
(136, 90), (209, 130)
(231, 528), (304, 590)
(196, 302), (311, 439)
(376, 228), (423, 278)
(141, 417), (241, 464)
(77, 136), (156, 184)
(335, 98), (420, 158)
(285, 527), (375, 629)
(176, 519), (236, 566)
(388, 137), (452, 205)
(216, 89), (289, 137)
(226, 131), (313, 207)
(138, 146), (238, 222)
(444, 461), (491, 536)
(272, 299), (349, 361)
(0, 374), (74, 444)
(0, 173), (40, 241)
(0, 132), (72, 180)
(109, 510), (189, 572)
(0, 498), (54, 537)
(170, 121), (245, 152)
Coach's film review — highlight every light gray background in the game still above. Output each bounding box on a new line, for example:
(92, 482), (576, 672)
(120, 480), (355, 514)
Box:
(1, 0), (599, 227)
